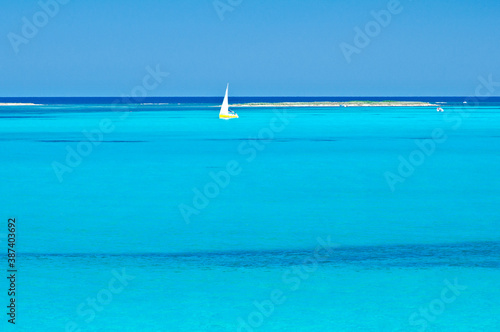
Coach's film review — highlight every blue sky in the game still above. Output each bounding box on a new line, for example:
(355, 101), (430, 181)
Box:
(1, 0), (499, 96)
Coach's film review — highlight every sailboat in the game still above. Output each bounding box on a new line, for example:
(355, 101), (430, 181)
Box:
(219, 84), (238, 119)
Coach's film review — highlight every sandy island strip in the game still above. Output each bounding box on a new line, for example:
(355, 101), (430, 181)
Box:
(229, 101), (438, 107)
(1, 102), (439, 107)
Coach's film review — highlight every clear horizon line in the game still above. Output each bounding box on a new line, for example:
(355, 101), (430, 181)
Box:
(1, 95), (499, 98)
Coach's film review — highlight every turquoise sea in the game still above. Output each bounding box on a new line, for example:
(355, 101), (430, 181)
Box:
(1, 100), (499, 331)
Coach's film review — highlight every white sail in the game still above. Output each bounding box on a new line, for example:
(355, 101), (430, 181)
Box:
(219, 84), (230, 117)
(219, 84), (238, 119)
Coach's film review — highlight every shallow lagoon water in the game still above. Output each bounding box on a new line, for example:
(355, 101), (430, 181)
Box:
(1, 103), (499, 330)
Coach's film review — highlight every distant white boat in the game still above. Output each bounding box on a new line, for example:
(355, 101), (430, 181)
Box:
(219, 84), (238, 119)
(463, 101), (467, 104)
(437, 107), (444, 112)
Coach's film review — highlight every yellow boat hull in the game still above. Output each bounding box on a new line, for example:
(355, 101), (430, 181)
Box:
(219, 114), (239, 119)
